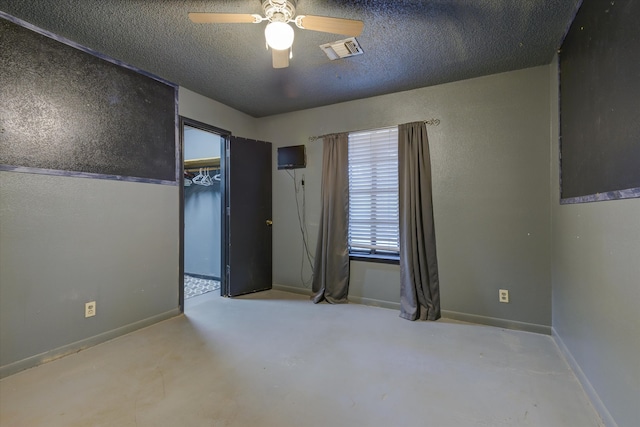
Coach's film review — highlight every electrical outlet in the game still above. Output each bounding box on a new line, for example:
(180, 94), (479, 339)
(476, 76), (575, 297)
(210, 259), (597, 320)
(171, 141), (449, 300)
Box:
(85, 301), (96, 318)
(499, 289), (509, 303)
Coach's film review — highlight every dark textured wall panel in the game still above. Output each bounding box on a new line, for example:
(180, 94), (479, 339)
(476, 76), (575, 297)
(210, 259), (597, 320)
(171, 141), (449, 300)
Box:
(0, 16), (177, 182)
(559, 1), (640, 201)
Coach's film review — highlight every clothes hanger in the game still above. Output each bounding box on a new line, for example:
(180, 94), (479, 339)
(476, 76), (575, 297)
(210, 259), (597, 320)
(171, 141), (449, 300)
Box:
(202, 167), (212, 186)
(192, 168), (204, 184)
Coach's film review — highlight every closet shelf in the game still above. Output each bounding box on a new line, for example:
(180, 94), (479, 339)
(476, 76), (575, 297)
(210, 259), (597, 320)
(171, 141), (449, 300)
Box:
(184, 156), (220, 171)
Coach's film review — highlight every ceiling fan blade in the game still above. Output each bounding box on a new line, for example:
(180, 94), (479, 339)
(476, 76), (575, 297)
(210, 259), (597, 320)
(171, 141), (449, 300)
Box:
(188, 13), (259, 24)
(272, 49), (290, 68)
(296, 15), (364, 36)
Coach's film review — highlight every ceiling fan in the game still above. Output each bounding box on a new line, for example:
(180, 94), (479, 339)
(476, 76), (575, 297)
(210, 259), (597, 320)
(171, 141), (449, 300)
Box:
(189, 0), (364, 68)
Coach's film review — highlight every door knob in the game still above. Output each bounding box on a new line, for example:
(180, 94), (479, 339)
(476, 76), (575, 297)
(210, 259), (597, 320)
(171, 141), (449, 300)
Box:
(266, 219), (273, 226)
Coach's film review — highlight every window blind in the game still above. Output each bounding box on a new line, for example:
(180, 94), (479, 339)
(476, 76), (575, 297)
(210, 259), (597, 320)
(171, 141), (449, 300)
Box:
(348, 127), (399, 254)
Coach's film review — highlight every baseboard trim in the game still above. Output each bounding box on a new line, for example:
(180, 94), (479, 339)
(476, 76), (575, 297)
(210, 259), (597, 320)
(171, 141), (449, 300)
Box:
(441, 310), (552, 335)
(552, 328), (616, 427)
(0, 308), (181, 379)
(348, 295), (400, 311)
(272, 284), (402, 311)
(272, 283), (311, 296)
(272, 285), (551, 334)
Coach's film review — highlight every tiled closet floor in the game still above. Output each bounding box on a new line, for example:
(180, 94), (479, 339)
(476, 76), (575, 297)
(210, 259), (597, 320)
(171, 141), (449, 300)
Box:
(184, 274), (219, 299)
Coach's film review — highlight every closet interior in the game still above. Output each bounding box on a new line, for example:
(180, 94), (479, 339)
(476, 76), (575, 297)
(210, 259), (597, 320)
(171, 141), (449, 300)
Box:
(183, 125), (223, 299)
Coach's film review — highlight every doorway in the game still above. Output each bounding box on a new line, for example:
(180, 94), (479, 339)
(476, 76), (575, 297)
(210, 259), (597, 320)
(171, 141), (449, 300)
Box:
(179, 117), (229, 311)
(179, 118), (274, 311)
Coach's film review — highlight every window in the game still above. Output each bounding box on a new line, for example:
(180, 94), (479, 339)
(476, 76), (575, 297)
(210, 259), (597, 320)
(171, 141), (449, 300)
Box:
(348, 127), (399, 258)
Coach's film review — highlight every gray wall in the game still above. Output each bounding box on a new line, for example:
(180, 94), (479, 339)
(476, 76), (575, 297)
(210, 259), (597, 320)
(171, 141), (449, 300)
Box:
(550, 57), (640, 427)
(184, 126), (221, 160)
(0, 173), (179, 375)
(0, 87), (257, 377)
(259, 65), (553, 332)
(184, 184), (222, 278)
(179, 87), (259, 140)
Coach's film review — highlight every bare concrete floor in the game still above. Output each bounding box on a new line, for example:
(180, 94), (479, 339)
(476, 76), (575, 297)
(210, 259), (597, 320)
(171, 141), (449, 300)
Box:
(1, 290), (603, 426)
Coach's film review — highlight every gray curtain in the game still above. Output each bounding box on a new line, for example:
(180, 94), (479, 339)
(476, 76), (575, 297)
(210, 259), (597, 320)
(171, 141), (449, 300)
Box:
(398, 122), (441, 321)
(311, 133), (350, 304)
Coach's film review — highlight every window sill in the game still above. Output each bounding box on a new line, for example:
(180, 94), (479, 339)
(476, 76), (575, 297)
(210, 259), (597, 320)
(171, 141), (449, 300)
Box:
(349, 253), (400, 265)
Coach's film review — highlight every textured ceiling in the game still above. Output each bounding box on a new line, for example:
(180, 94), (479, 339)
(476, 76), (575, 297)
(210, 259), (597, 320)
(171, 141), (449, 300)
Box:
(0, 0), (581, 118)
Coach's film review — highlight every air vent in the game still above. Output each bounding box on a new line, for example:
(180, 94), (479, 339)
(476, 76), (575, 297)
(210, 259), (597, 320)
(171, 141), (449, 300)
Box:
(320, 37), (364, 60)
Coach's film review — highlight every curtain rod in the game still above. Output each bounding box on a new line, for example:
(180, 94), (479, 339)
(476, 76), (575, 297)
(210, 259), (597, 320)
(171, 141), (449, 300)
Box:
(307, 119), (440, 142)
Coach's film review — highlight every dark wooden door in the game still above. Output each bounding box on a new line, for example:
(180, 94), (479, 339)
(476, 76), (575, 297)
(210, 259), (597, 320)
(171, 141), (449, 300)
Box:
(225, 136), (272, 296)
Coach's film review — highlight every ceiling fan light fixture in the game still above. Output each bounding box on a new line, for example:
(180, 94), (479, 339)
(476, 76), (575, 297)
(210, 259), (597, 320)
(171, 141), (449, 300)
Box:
(265, 21), (294, 50)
